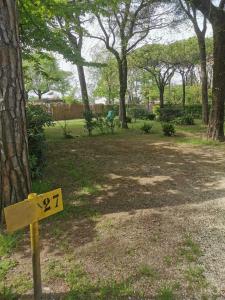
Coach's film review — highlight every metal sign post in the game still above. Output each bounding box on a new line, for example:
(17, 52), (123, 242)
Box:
(4, 188), (63, 300)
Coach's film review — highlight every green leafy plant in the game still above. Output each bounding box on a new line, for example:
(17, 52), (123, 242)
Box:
(60, 120), (74, 138)
(140, 122), (153, 134)
(174, 114), (195, 125)
(83, 110), (95, 136)
(162, 123), (175, 136)
(26, 105), (54, 178)
(126, 116), (132, 123)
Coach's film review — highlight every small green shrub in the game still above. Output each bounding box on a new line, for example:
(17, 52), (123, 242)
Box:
(146, 112), (156, 120)
(127, 107), (150, 121)
(174, 114), (194, 125)
(160, 106), (183, 122)
(59, 120), (74, 138)
(26, 105), (54, 178)
(95, 115), (106, 134)
(162, 123), (175, 136)
(140, 123), (153, 134)
(126, 116), (132, 123)
(152, 105), (161, 118)
(83, 110), (95, 136)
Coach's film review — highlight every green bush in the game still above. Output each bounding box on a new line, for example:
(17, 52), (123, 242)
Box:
(185, 105), (203, 118)
(126, 116), (132, 123)
(84, 110), (95, 136)
(140, 123), (153, 134)
(26, 105), (54, 178)
(95, 115), (106, 134)
(174, 114), (195, 125)
(152, 105), (160, 117)
(146, 113), (156, 120)
(127, 107), (150, 121)
(159, 106), (183, 122)
(162, 123), (175, 136)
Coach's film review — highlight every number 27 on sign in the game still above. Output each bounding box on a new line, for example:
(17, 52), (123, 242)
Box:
(35, 188), (63, 220)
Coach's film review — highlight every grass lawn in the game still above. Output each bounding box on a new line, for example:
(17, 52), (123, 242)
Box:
(1, 119), (225, 299)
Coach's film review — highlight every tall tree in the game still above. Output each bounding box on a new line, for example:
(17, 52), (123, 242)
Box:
(94, 58), (119, 104)
(0, 0), (31, 220)
(19, 0), (91, 112)
(170, 38), (199, 108)
(188, 0), (225, 140)
(177, 0), (209, 124)
(133, 44), (176, 108)
(23, 53), (72, 100)
(90, 0), (170, 127)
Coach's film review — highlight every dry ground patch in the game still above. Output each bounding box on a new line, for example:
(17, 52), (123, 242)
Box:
(1, 123), (225, 299)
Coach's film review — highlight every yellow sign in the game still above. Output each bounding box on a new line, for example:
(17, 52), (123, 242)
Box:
(4, 199), (38, 232)
(4, 188), (63, 299)
(34, 188), (63, 221)
(4, 188), (63, 232)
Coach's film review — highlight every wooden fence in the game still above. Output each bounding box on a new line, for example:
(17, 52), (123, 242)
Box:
(46, 103), (108, 121)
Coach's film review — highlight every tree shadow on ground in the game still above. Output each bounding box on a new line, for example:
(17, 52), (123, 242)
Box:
(12, 138), (225, 255)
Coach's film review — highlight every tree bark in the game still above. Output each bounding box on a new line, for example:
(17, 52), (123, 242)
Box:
(197, 36), (209, 125)
(181, 75), (186, 109)
(207, 24), (225, 141)
(0, 0), (31, 220)
(77, 65), (90, 113)
(159, 87), (164, 108)
(118, 57), (128, 129)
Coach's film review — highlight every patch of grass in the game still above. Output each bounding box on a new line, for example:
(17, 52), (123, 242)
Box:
(138, 264), (159, 279)
(32, 180), (52, 194)
(0, 286), (17, 300)
(45, 259), (65, 282)
(0, 233), (21, 257)
(55, 202), (100, 220)
(164, 256), (173, 267)
(10, 274), (33, 294)
(179, 235), (202, 262)
(156, 284), (175, 300)
(0, 259), (17, 281)
(184, 266), (208, 288)
(66, 264), (136, 299)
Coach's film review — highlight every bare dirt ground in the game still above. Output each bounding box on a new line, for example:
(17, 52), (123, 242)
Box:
(4, 133), (225, 299)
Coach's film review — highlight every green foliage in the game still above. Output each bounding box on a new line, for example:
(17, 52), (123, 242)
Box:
(159, 106), (183, 122)
(59, 121), (74, 139)
(126, 116), (132, 123)
(185, 104), (203, 118)
(93, 113), (116, 135)
(27, 105), (54, 178)
(0, 233), (20, 256)
(138, 264), (159, 279)
(23, 52), (72, 99)
(83, 111), (95, 136)
(128, 107), (154, 121)
(153, 105), (161, 117)
(184, 266), (207, 288)
(94, 58), (119, 103)
(0, 260), (17, 281)
(162, 123), (175, 136)
(156, 285), (175, 300)
(140, 123), (153, 134)
(174, 114), (195, 126)
(179, 235), (202, 262)
(63, 95), (80, 105)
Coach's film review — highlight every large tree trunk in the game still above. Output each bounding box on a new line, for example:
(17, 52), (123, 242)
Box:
(77, 65), (90, 113)
(207, 24), (225, 141)
(118, 57), (128, 129)
(181, 75), (186, 109)
(0, 0), (31, 221)
(198, 37), (209, 125)
(159, 87), (164, 108)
